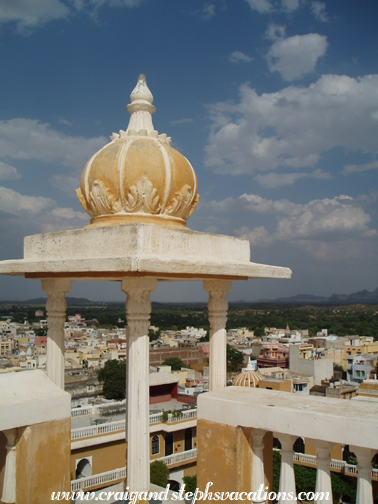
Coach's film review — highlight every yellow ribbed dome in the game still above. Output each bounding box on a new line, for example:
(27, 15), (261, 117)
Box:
(76, 75), (199, 229)
(232, 359), (264, 388)
(232, 370), (264, 388)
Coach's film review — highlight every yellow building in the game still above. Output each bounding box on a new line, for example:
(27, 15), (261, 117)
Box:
(70, 405), (197, 491)
(342, 338), (378, 371)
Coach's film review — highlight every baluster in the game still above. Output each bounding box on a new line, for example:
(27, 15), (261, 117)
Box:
(351, 445), (374, 504)
(310, 439), (334, 504)
(1, 428), (17, 504)
(274, 433), (297, 503)
(251, 428), (267, 503)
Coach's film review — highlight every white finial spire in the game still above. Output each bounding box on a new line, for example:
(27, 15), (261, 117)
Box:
(126, 74), (156, 134)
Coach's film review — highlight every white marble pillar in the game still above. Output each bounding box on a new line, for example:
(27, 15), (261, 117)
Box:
(274, 433), (297, 503)
(1, 428), (17, 504)
(121, 277), (157, 492)
(250, 428), (267, 504)
(310, 439), (333, 504)
(41, 278), (72, 389)
(351, 445), (374, 504)
(203, 279), (232, 391)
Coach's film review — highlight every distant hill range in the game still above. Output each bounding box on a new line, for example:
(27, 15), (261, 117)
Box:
(256, 287), (378, 306)
(1, 287), (377, 307)
(1, 297), (99, 306)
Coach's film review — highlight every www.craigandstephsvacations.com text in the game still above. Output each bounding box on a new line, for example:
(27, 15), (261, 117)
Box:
(51, 482), (331, 502)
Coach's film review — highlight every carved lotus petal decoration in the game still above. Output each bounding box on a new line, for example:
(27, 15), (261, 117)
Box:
(124, 176), (161, 214)
(89, 180), (122, 216)
(165, 184), (192, 219)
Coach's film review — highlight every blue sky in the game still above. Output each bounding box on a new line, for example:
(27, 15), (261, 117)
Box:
(0, 0), (377, 303)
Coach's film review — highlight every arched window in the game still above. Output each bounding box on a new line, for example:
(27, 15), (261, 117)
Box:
(151, 435), (159, 455)
(293, 437), (305, 454)
(185, 428), (192, 451)
(76, 458), (92, 479)
(165, 432), (173, 456)
(273, 438), (281, 450)
(342, 445), (356, 464)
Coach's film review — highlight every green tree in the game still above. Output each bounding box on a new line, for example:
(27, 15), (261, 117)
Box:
(227, 344), (244, 372)
(182, 475), (197, 494)
(150, 460), (169, 488)
(149, 328), (161, 341)
(34, 327), (47, 337)
(97, 359), (126, 400)
(162, 357), (187, 370)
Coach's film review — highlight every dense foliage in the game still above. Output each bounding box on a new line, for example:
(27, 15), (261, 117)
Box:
(96, 359), (126, 400)
(161, 357), (187, 370)
(1, 301), (377, 338)
(150, 460), (169, 488)
(182, 475), (197, 494)
(226, 344), (244, 372)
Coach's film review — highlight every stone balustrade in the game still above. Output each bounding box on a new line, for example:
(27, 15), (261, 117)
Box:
(197, 387), (378, 504)
(71, 408), (197, 440)
(71, 467), (126, 492)
(70, 450), (197, 492)
(71, 400), (127, 418)
(292, 452), (378, 479)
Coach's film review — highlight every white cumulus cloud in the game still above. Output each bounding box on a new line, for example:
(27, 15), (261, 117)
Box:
(0, 186), (89, 242)
(0, 186), (55, 215)
(0, 0), (69, 31)
(0, 119), (107, 169)
(267, 33), (328, 81)
(0, 161), (21, 180)
(255, 169), (331, 188)
(244, 0), (273, 14)
(229, 51), (253, 64)
(281, 0), (299, 13)
(205, 74), (378, 175)
(0, 0), (146, 33)
(207, 193), (376, 243)
(343, 160), (378, 175)
(311, 1), (328, 22)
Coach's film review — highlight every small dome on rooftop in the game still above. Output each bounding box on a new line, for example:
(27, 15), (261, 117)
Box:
(232, 358), (264, 388)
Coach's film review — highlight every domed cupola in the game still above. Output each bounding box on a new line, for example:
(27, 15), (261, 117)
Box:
(232, 358), (265, 388)
(76, 74), (199, 229)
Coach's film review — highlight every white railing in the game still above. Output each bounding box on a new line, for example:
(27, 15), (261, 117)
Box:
(71, 409), (197, 440)
(198, 386), (378, 504)
(157, 449), (197, 467)
(71, 420), (126, 440)
(149, 412), (164, 424)
(169, 409), (197, 423)
(71, 467), (126, 491)
(70, 450), (197, 491)
(293, 452), (371, 476)
(358, 388), (378, 396)
(71, 400), (126, 418)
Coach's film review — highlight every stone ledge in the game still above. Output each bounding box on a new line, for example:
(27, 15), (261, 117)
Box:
(0, 223), (292, 280)
(24, 223), (250, 262)
(197, 386), (378, 450)
(0, 370), (71, 430)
